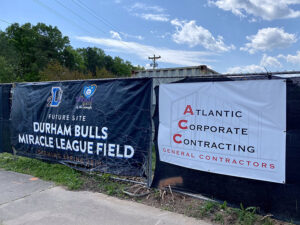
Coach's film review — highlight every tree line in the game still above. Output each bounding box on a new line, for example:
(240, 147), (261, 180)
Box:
(0, 22), (143, 83)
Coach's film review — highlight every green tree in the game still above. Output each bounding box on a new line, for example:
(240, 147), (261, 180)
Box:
(61, 46), (85, 71)
(112, 57), (132, 77)
(0, 56), (16, 83)
(77, 47), (105, 76)
(104, 55), (114, 72)
(0, 31), (20, 81)
(95, 67), (115, 79)
(40, 61), (93, 81)
(5, 22), (70, 81)
(0, 22), (143, 82)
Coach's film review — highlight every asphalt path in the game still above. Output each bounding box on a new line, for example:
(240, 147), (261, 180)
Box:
(0, 170), (210, 225)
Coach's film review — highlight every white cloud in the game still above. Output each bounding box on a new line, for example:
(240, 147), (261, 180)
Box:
(241, 27), (297, 54)
(128, 3), (169, 22)
(145, 63), (152, 69)
(227, 53), (282, 73)
(110, 31), (143, 41)
(157, 32), (171, 39)
(75, 36), (216, 66)
(227, 64), (265, 73)
(209, 0), (300, 20)
(260, 54), (282, 68)
(138, 13), (169, 22)
(130, 3), (165, 13)
(278, 51), (300, 64)
(170, 19), (235, 52)
(120, 32), (144, 40)
(109, 31), (122, 40)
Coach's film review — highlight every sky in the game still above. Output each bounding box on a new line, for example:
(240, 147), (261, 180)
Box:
(1, 0), (300, 73)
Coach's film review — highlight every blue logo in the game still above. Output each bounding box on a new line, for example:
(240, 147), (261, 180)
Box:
(83, 85), (97, 99)
(48, 87), (63, 107)
(76, 84), (97, 109)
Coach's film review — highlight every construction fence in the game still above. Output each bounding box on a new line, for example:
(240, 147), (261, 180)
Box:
(1, 75), (300, 221)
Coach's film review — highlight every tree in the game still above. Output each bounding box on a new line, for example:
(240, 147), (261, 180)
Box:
(104, 55), (114, 72)
(0, 22), (143, 82)
(40, 61), (93, 81)
(0, 31), (20, 80)
(112, 57), (132, 77)
(0, 56), (16, 83)
(77, 47), (105, 76)
(61, 46), (85, 71)
(5, 22), (70, 81)
(95, 67), (115, 79)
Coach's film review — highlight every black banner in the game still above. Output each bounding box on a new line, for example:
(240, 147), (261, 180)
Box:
(0, 84), (12, 153)
(11, 78), (152, 176)
(152, 76), (300, 222)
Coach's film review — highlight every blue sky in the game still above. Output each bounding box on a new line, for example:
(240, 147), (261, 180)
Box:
(1, 0), (300, 73)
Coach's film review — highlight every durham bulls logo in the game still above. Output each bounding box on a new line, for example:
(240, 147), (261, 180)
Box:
(47, 87), (63, 107)
(76, 84), (97, 109)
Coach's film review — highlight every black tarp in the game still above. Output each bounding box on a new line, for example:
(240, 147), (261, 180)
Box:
(11, 78), (152, 177)
(152, 76), (300, 222)
(0, 84), (12, 153)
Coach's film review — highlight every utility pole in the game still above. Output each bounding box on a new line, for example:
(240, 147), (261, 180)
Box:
(148, 54), (161, 69)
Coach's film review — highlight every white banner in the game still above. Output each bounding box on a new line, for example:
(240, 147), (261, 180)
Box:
(158, 80), (286, 183)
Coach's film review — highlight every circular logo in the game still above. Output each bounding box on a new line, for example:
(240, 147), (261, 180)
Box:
(83, 84), (97, 99)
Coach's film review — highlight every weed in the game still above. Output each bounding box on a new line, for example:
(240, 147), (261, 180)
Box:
(162, 205), (172, 211)
(220, 201), (227, 210)
(233, 203), (257, 225)
(152, 146), (156, 172)
(97, 175), (125, 197)
(0, 153), (83, 190)
(199, 201), (219, 217)
(99, 173), (111, 182)
(261, 217), (274, 225)
(0, 153), (288, 225)
(214, 213), (225, 224)
(153, 189), (160, 199)
(184, 204), (194, 217)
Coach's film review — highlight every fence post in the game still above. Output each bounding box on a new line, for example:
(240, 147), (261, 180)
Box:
(146, 79), (154, 188)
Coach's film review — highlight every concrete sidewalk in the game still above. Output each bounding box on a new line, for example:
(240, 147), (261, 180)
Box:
(0, 170), (210, 225)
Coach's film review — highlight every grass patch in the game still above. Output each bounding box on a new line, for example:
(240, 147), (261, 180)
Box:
(0, 153), (290, 225)
(231, 204), (258, 225)
(199, 201), (220, 217)
(96, 174), (126, 197)
(152, 146), (156, 172)
(214, 213), (225, 224)
(0, 153), (83, 190)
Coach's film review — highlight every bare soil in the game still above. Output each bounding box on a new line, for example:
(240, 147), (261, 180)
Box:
(79, 174), (291, 225)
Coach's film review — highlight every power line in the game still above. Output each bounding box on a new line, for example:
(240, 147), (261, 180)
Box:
(55, 0), (145, 55)
(0, 18), (13, 26)
(71, 0), (155, 55)
(33, 0), (93, 35)
(39, 0), (142, 57)
(148, 54), (161, 69)
(73, 0), (119, 31)
(6, 0), (157, 63)
(53, 0), (107, 35)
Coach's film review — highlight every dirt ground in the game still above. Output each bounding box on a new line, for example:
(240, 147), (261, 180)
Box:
(79, 174), (291, 225)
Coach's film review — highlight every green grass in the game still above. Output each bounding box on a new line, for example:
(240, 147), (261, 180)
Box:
(0, 153), (83, 190)
(0, 153), (281, 225)
(214, 213), (225, 224)
(96, 173), (127, 197)
(199, 201), (220, 217)
(152, 146), (156, 172)
(231, 204), (258, 225)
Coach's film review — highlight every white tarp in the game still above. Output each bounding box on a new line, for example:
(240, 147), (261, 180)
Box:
(158, 80), (286, 183)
